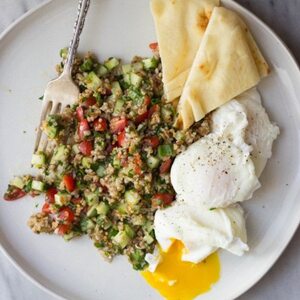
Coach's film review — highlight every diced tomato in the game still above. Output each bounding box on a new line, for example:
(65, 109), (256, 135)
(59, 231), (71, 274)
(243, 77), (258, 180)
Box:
(160, 158), (173, 174)
(79, 140), (93, 156)
(76, 106), (84, 121)
(42, 202), (51, 214)
(46, 187), (57, 203)
(149, 42), (158, 51)
(144, 96), (151, 107)
(78, 119), (90, 140)
(117, 130), (126, 147)
(148, 104), (159, 119)
(110, 117), (128, 133)
(57, 207), (75, 223)
(133, 153), (143, 175)
(134, 166), (141, 175)
(152, 193), (174, 208)
(63, 174), (76, 192)
(135, 111), (149, 125)
(144, 136), (160, 149)
(83, 97), (96, 107)
(94, 118), (107, 132)
(56, 224), (71, 236)
(4, 187), (26, 201)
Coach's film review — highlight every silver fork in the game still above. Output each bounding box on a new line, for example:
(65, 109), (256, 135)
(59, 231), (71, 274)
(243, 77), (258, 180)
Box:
(34, 0), (91, 153)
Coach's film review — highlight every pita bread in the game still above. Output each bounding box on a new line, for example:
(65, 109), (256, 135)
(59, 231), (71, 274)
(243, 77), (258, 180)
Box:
(176, 7), (270, 129)
(150, 0), (220, 102)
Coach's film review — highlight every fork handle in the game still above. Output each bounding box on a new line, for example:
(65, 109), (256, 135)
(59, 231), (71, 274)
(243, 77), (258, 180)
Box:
(64, 0), (91, 74)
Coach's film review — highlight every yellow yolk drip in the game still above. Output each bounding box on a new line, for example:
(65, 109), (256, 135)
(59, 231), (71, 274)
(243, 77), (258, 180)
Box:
(141, 241), (220, 300)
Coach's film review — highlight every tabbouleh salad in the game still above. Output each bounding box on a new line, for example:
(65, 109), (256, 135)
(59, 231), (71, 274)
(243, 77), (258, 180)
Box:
(3, 44), (210, 270)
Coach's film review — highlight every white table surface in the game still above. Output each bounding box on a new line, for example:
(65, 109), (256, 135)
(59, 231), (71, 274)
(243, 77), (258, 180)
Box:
(0, 0), (299, 299)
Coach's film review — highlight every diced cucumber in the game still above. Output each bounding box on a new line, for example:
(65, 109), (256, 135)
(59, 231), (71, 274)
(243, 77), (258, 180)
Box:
(123, 74), (131, 85)
(130, 73), (142, 87)
(96, 64), (108, 77)
(175, 131), (185, 142)
(87, 206), (98, 218)
(125, 190), (141, 206)
(111, 81), (123, 97)
(130, 249), (147, 271)
(84, 190), (99, 206)
(97, 216), (112, 229)
(43, 115), (59, 139)
(31, 180), (45, 192)
(59, 47), (68, 59)
(125, 168), (135, 178)
(51, 145), (69, 163)
(127, 89), (144, 107)
(10, 177), (24, 189)
(86, 71), (102, 91)
(113, 99), (125, 115)
(72, 144), (80, 154)
(108, 227), (119, 239)
(143, 57), (159, 70)
(82, 157), (93, 169)
(147, 156), (160, 169)
(116, 203), (128, 215)
(143, 232), (154, 244)
(112, 230), (130, 249)
(122, 64), (132, 74)
(80, 58), (94, 72)
(132, 62), (144, 72)
(143, 220), (154, 233)
(96, 202), (110, 215)
(55, 192), (71, 206)
(81, 218), (95, 232)
(64, 231), (80, 241)
(24, 180), (32, 193)
(104, 57), (120, 70)
(96, 163), (106, 178)
(112, 156), (121, 169)
(31, 151), (46, 169)
(124, 224), (135, 239)
(161, 105), (175, 122)
(131, 215), (146, 226)
(127, 88), (139, 100)
(158, 144), (174, 159)
(45, 126), (58, 139)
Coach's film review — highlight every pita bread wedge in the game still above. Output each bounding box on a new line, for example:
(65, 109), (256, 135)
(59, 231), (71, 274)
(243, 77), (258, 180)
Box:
(150, 0), (220, 102)
(176, 7), (270, 129)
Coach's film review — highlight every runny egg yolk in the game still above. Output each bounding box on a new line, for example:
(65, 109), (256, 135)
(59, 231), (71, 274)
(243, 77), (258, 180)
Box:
(141, 241), (220, 300)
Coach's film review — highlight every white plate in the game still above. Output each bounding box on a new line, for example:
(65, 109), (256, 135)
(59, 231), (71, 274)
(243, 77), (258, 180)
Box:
(0, 0), (300, 299)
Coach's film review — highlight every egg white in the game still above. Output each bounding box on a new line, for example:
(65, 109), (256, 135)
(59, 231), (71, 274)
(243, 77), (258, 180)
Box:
(171, 97), (261, 209)
(237, 88), (280, 177)
(147, 88), (279, 271)
(154, 202), (248, 264)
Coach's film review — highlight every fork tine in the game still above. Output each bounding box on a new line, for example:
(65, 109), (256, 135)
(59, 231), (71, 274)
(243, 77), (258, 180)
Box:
(36, 102), (62, 153)
(38, 102), (61, 152)
(34, 101), (52, 153)
(45, 103), (63, 154)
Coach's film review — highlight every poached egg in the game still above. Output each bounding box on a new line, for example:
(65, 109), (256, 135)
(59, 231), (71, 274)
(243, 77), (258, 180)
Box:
(142, 89), (279, 299)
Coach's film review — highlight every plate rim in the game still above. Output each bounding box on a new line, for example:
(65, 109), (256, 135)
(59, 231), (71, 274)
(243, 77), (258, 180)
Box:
(0, 1), (299, 300)
(0, 3), (64, 300)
